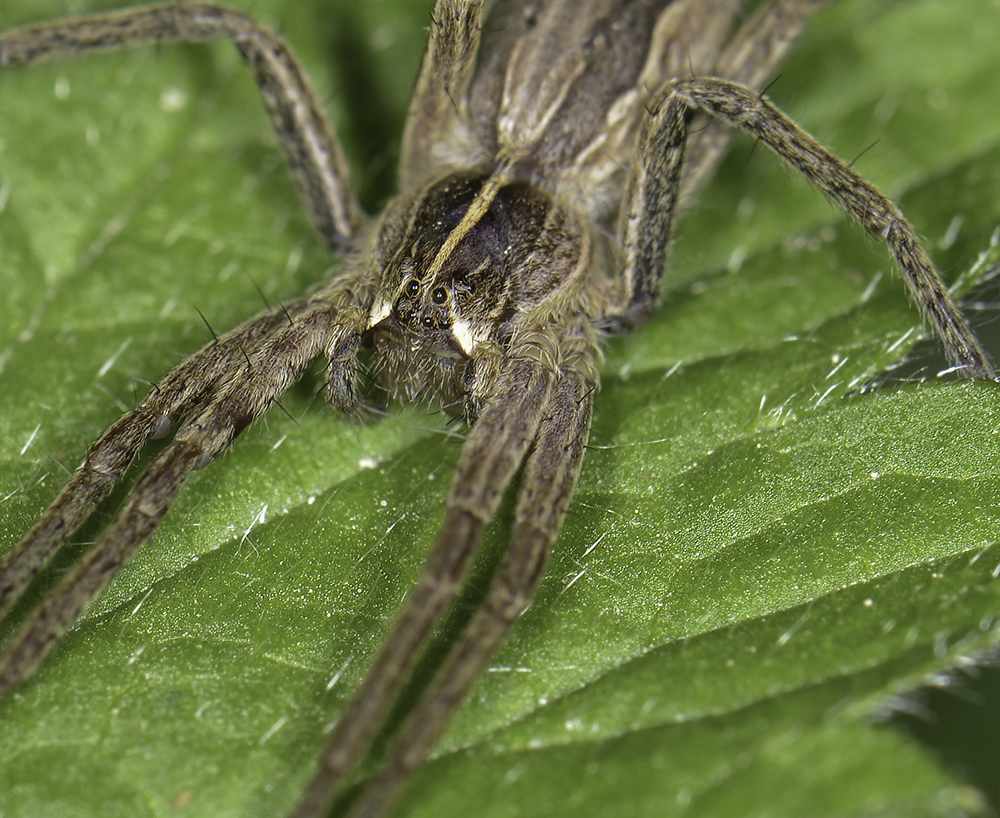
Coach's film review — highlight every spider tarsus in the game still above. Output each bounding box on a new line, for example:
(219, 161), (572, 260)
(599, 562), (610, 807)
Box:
(239, 345), (254, 371)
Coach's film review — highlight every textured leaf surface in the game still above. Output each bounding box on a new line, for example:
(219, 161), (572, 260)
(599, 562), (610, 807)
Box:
(1, 1), (999, 817)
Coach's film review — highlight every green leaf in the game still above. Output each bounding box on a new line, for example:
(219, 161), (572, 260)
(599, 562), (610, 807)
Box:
(1, 1), (999, 817)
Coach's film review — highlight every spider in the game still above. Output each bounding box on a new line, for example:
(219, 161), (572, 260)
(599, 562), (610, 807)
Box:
(1, 1), (1000, 816)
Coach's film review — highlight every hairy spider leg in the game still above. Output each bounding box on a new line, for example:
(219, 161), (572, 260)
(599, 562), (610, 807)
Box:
(620, 77), (996, 380)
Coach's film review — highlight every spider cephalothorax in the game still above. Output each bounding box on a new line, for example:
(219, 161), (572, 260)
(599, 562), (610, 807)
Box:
(367, 169), (593, 415)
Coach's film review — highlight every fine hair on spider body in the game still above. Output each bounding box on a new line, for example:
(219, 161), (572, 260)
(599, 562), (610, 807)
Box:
(1, 2), (998, 817)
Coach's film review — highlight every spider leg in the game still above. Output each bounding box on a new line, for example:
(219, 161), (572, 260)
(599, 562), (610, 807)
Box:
(0, 299), (309, 623)
(291, 352), (561, 818)
(400, 0), (484, 189)
(344, 367), (594, 818)
(0, 299), (355, 694)
(0, 2), (361, 249)
(679, 0), (836, 203)
(617, 77), (996, 381)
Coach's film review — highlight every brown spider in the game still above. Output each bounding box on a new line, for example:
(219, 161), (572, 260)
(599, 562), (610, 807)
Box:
(0, 3), (992, 814)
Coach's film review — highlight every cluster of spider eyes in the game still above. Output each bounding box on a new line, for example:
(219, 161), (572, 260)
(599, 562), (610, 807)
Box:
(398, 280), (452, 330)
(405, 280), (450, 305)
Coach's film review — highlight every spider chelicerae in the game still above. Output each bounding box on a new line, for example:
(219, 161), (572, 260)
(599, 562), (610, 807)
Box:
(1, 1), (1000, 816)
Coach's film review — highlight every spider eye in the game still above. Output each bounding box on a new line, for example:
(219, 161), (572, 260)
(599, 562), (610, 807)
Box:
(422, 315), (435, 329)
(405, 280), (420, 297)
(432, 287), (447, 305)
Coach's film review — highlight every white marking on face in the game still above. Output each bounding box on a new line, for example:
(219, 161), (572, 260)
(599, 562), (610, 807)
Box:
(368, 298), (392, 328)
(450, 318), (479, 355)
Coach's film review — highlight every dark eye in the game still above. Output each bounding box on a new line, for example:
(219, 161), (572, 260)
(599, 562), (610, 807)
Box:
(406, 280), (419, 297)
(432, 287), (447, 305)
(422, 315), (435, 329)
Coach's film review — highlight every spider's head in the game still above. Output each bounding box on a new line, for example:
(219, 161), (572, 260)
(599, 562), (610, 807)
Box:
(366, 170), (587, 410)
